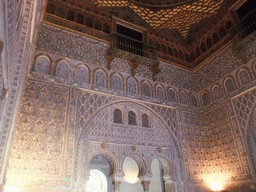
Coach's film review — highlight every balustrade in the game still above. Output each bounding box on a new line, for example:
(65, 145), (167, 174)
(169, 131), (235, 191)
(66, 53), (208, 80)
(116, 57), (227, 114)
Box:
(111, 32), (157, 60)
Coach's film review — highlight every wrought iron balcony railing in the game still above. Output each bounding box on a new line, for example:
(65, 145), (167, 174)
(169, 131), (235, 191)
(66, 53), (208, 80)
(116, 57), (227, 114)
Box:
(110, 32), (157, 60)
(107, 32), (159, 79)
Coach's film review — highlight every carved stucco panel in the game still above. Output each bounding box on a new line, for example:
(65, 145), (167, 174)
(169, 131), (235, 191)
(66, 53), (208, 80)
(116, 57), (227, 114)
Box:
(6, 80), (72, 189)
(182, 104), (246, 185)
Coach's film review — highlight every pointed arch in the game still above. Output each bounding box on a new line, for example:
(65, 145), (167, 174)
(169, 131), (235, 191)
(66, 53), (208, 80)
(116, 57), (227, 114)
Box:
(223, 76), (236, 94)
(46, 2), (56, 15)
(75, 63), (89, 83)
(94, 68), (107, 87)
(76, 13), (84, 24)
(113, 108), (123, 124)
(142, 113), (150, 128)
(56, 7), (65, 18)
(167, 88), (177, 102)
(201, 90), (211, 107)
(237, 67), (252, 87)
(127, 76), (138, 94)
(111, 72), (123, 91)
(179, 90), (188, 105)
(67, 10), (75, 21)
(31, 52), (52, 74)
(54, 58), (71, 78)
(142, 80), (152, 97)
(189, 93), (199, 107)
(155, 84), (165, 100)
(128, 110), (137, 125)
(211, 84), (223, 101)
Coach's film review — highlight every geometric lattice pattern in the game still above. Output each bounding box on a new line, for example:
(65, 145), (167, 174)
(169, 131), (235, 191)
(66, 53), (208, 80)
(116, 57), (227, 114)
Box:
(148, 104), (178, 137)
(232, 88), (256, 131)
(7, 81), (69, 177)
(80, 100), (177, 147)
(77, 91), (120, 130)
(247, 105), (256, 175)
(183, 105), (242, 177)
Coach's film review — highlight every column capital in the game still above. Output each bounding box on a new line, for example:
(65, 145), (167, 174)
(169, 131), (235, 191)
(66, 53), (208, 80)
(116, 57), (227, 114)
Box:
(111, 175), (124, 192)
(163, 174), (172, 182)
(112, 180), (121, 189)
(141, 180), (151, 190)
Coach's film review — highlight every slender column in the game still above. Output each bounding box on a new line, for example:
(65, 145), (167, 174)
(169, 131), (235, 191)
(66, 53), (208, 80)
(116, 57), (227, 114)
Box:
(163, 175), (176, 192)
(141, 180), (151, 192)
(112, 175), (123, 192)
(140, 176), (151, 192)
(113, 180), (121, 192)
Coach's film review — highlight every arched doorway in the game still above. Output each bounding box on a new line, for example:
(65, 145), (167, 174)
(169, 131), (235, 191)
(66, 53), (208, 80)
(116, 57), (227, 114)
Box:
(120, 156), (144, 192)
(87, 169), (108, 192)
(87, 154), (114, 192)
(149, 159), (165, 192)
(75, 100), (184, 191)
(149, 156), (175, 192)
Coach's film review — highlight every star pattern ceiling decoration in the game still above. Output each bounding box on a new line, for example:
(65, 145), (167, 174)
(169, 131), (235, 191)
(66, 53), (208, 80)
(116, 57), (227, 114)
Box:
(93, 0), (226, 38)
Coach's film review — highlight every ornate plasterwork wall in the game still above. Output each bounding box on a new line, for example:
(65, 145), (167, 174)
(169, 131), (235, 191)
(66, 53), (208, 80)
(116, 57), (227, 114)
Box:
(0, 0), (45, 188)
(4, 23), (256, 192)
(37, 23), (256, 91)
(231, 87), (256, 176)
(5, 77), (184, 191)
(181, 103), (252, 191)
(6, 80), (75, 190)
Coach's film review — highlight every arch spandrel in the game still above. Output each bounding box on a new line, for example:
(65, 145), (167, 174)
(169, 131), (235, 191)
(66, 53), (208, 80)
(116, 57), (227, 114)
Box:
(77, 100), (180, 149)
(75, 99), (184, 187)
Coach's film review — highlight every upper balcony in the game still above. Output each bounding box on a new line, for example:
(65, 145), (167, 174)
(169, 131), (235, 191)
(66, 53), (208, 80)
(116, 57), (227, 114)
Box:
(106, 32), (159, 78)
(43, 0), (255, 72)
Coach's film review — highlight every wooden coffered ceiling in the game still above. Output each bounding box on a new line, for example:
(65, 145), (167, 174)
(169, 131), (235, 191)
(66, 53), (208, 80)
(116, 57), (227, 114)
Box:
(92, 0), (235, 39)
(45, 0), (243, 69)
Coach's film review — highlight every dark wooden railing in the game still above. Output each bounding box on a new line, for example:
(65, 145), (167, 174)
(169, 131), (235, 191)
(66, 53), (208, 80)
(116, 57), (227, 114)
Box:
(111, 32), (157, 60)
(231, 8), (256, 38)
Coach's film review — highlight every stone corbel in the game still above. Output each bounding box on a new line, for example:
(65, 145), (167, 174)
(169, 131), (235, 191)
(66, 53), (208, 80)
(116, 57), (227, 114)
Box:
(129, 57), (139, 76)
(106, 47), (115, 70)
(139, 176), (151, 192)
(150, 62), (160, 81)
